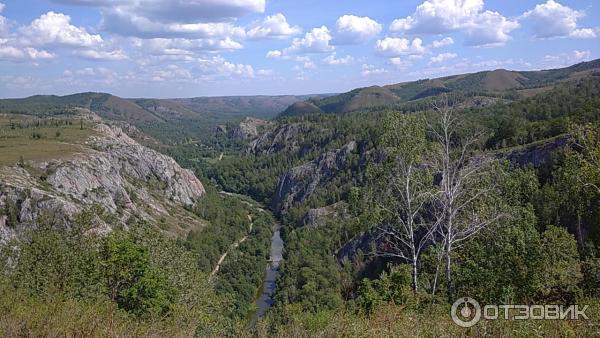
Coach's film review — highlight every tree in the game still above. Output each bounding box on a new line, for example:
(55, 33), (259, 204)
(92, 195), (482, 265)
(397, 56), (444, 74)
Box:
(100, 235), (175, 316)
(540, 226), (582, 302)
(568, 123), (600, 193)
(371, 112), (435, 294)
(429, 98), (502, 301)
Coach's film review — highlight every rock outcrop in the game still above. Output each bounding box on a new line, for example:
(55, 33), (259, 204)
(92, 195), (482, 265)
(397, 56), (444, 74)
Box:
(271, 141), (356, 213)
(499, 136), (571, 168)
(231, 117), (272, 140)
(245, 123), (311, 155)
(0, 123), (205, 243)
(298, 202), (350, 227)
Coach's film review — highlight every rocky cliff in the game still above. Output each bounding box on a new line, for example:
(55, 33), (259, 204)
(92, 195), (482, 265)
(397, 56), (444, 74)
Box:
(245, 123), (311, 155)
(271, 141), (357, 213)
(231, 117), (273, 140)
(0, 123), (205, 243)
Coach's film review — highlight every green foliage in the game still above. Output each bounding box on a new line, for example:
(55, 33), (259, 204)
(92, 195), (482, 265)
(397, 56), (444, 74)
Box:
(0, 208), (242, 335)
(540, 226), (583, 302)
(354, 265), (412, 314)
(101, 235), (175, 316)
(477, 78), (600, 149)
(214, 212), (274, 318)
(275, 223), (345, 312)
(455, 206), (543, 304)
(185, 189), (254, 271)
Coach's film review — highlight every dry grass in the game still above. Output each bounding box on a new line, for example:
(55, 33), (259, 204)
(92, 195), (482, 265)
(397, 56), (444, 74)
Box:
(256, 301), (600, 338)
(0, 116), (96, 166)
(0, 289), (199, 338)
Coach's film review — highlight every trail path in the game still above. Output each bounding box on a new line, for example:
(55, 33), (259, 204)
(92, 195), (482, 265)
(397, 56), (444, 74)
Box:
(209, 214), (253, 279)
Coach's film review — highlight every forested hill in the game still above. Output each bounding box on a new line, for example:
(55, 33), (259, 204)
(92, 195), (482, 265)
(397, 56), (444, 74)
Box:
(280, 58), (600, 116)
(0, 92), (331, 128)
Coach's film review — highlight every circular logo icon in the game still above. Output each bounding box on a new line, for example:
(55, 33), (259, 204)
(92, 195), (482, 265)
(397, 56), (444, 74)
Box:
(451, 297), (481, 327)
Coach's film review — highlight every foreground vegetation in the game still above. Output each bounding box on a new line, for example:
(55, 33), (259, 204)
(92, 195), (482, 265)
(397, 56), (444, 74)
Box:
(0, 186), (274, 336)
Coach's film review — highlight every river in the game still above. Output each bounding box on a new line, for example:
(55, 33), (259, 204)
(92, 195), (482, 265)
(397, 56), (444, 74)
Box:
(252, 223), (283, 323)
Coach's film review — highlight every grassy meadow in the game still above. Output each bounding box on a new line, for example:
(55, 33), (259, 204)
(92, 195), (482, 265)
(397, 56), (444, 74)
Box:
(0, 115), (95, 166)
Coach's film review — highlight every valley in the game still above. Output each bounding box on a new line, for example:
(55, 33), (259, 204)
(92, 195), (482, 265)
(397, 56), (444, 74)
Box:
(1, 60), (600, 337)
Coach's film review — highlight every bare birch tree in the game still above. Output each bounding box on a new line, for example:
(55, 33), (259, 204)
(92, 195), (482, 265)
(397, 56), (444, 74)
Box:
(372, 112), (436, 294)
(429, 97), (502, 301)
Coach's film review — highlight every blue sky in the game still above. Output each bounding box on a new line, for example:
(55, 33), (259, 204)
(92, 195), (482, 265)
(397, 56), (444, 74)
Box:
(0, 0), (598, 98)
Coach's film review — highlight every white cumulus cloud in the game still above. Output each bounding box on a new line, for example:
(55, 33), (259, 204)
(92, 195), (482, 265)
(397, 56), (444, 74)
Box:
(430, 52), (457, 63)
(375, 37), (426, 57)
(332, 15), (381, 45)
(0, 45), (55, 61)
(431, 37), (454, 48)
(522, 0), (597, 39)
(390, 0), (519, 46)
(247, 13), (301, 39)
(322, 53), (353, 65)
(270, 26), (334, 57)
(77, 49), (127, 60)
(19, 12), (103, 48)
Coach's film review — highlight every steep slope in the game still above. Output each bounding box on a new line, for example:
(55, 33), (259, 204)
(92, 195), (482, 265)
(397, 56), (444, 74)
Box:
(271, 141), (357, 214)
(0, 121), (206, 243)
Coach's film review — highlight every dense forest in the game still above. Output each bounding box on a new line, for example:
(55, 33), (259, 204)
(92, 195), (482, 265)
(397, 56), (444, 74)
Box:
(194, 77), (600, 335)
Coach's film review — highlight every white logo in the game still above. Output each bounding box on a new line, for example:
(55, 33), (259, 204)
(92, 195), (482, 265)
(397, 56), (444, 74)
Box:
(451, 297), (590, 327)
(451, 297), (481, 327)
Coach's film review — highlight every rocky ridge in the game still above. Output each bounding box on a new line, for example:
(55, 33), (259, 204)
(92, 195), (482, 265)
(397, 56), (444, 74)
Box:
(0, 123), (205, 243)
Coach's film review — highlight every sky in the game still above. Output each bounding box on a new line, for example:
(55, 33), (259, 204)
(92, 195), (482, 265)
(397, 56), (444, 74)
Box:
(0, 0), (598, 98)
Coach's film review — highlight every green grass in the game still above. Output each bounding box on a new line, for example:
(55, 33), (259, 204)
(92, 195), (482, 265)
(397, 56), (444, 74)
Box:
(0, 116), (96, 166)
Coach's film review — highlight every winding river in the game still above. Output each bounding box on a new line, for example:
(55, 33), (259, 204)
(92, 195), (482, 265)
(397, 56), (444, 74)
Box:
(252, 223), (283, 323)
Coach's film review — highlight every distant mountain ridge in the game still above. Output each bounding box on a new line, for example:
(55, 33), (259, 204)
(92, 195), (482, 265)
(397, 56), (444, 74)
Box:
(280, 58), (600, 117)
(0, 92), (334, 125)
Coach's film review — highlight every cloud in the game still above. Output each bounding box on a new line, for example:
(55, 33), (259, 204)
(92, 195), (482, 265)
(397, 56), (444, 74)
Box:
(132, 37), (243, 60)
(293, 56), (316, 69)
(256, 69), (273, 76)
(77, 49), (127, 60)
(0, 45), (55, 61)
(270, 26), (333, 57)
(51, 0), (263, 45)
(12, 11), (128, 61)
(247, 13), (301, 39)
(522, 0), (597, 39)
(54, 0), (265, 23)
(195, 56), (257, 79)
(361, 63), (387, 77)
(0, 5), (57, 62)
(332, 15), (381, 45)
(19, 12), (102, 48)
(375, 37), (426, 57)
(430, 52), (457, 63)
(390, 0), (519, 46)
(388, 57), (412, 69)
(0, 2), (8, 37)
(266, 50), (282, 59)
(322, 53), (353, 65)
(542, 50), (591, 67)
(101, 8), (246, 39)
(431, 36), (454, 48)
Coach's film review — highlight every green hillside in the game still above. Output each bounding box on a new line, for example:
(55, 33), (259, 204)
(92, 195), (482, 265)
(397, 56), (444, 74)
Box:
(281, 58), (600, 116)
